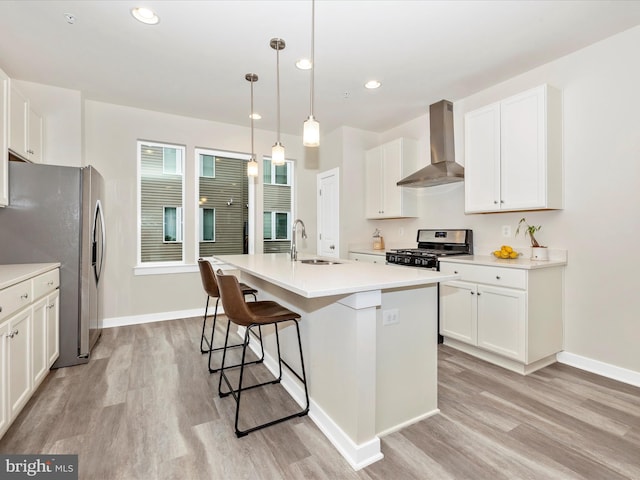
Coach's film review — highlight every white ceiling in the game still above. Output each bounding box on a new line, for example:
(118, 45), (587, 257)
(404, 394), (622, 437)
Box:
(1, 1), (639, 137)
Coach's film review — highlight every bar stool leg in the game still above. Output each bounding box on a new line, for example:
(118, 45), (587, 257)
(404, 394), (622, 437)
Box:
(200, 296), (213, 353)
(219, 319), (309, 437)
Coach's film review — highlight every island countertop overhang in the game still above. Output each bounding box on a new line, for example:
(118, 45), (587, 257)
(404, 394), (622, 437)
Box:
(210, 253), (459, 298)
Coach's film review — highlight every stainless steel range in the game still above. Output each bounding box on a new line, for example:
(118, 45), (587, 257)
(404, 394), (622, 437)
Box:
(386, 229), (473, 344)
(386, 229), (473, 270)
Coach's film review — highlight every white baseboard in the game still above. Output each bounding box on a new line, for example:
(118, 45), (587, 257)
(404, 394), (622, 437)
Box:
(103, 308), (204, 328)
(556, 351), (640, 388)
(243, 332), (384, 470)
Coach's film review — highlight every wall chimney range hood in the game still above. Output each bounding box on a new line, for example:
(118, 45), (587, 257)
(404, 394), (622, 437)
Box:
(397, 100), (464, 188)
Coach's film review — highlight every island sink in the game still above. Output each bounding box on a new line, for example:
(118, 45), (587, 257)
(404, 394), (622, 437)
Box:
(299, 258), (341, 265)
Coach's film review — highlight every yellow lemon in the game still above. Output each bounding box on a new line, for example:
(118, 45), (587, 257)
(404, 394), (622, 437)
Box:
(493, 250), (502, 257)
(509, 251), (518, 259)
(502, 245), (513, 253)
(500, 252), (510, 259)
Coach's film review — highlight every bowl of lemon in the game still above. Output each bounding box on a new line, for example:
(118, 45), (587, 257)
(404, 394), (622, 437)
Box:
(493, 245), (520, 259)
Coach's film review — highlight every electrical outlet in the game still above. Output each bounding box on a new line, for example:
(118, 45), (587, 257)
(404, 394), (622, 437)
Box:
(382, 309), (399, 326)
(502, 225), (511, 237)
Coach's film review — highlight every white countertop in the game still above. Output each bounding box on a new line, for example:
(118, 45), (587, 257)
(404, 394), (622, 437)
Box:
(210, 253), (458, 298)
(0, 263), (61, 290)
(439, 254), (567, 270)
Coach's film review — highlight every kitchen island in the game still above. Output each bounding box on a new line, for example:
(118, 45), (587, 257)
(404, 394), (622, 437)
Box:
(210, 253), (458, 469)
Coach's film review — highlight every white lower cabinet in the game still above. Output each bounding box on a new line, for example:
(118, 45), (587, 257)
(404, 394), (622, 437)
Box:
(439, 261), (563, 374)
(0, 266), (59, 438)
(6, 309), (31, 419)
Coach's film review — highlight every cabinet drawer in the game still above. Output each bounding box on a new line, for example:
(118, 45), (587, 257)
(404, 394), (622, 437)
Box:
(349, 253), (385, 264)
(33, 269), (59, 299)
(0, 279), (33, 321)
(439, 263), (526, 289)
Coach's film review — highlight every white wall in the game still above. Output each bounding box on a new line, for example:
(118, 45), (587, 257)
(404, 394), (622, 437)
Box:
(337, 26), (640, 374)
(83, 100), (312, 320)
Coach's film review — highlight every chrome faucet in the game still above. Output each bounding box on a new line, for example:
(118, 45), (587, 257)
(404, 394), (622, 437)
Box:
(291, 219), (307, 261)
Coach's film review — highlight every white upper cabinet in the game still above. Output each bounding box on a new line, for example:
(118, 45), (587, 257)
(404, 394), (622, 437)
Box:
(464, 84), (563, 213)
(365, 137), (418, 219)
(0, 67), (8, 207)
(9, 82), (43, 163)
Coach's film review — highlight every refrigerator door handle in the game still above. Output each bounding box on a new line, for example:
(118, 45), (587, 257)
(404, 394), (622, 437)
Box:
(92, 199), (106, 284)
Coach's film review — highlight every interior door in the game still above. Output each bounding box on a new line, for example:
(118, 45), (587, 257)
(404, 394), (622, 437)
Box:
(317, 168), (339, 258)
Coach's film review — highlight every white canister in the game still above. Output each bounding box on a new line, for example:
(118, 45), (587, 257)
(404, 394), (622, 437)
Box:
(531, 247), (549, 261)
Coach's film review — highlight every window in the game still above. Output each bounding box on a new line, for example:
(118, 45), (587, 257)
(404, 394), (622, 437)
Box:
(163, 147), (183, 174)
(263, 212), (290, 240)
(197, 148), (251, 258)
(263, 159), (291, 185)
(139, 141), (185, 263)
(263, 159), (293, 253)
(163, 207), (183, 242)
(200, 154), (215, 178)
(200, 207), (215, 242)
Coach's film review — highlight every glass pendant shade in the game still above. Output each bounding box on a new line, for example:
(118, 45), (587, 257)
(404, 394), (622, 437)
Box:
(247, 157), (259, 177)
(272, 142), (285, 165)
(303, 115), (320, 147)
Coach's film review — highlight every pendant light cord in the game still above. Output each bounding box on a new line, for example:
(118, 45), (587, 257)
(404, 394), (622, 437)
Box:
(309, 0), (315, 117)
(276, 41), (281, 143)
(250, 79), (255, 159)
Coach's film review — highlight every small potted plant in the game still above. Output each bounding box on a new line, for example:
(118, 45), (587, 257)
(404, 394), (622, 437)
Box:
(516, 217), (548, 260)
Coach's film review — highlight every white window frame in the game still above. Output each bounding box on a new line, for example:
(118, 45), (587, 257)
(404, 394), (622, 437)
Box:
(200, 207), (216, 242)
(264, 158), (292, 186)
(199, 152), (216, 178)
(163, 206), (183, 243)
(136, 140), (186, 273)
(162, 146), (184, 175)
(194, 148), (255, 259)
(264, 211), (291, 241)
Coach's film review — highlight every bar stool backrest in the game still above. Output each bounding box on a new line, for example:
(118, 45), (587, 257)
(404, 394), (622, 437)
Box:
(198, 258), (220, 298)
(215, 270), (255, 327)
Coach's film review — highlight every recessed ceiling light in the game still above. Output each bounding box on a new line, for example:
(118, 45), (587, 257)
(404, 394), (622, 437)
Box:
(296, 59), (312, 70)
(249, 113), (262, 120)
(131, 7), (160, 25)
(364, 80), (381, 89)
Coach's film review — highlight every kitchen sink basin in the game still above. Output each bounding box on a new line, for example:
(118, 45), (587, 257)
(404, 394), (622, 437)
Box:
(299, 259), (341, 265)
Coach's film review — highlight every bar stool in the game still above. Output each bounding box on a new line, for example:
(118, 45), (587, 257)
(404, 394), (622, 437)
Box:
(197, 258), (263, 373)
(214, 269), (310, 437)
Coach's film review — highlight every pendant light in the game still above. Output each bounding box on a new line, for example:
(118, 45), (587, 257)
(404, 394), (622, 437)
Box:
(270, 38), (286, 166)
(303, 0), (319, 147)
(246, 73), (259, 177)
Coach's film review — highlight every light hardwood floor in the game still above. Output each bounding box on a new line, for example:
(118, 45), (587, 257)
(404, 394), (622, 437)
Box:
(1, 317), (639, 479)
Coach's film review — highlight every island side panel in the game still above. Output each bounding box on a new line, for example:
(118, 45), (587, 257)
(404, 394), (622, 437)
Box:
(376, 284), (439, 435)
(239, 272), (380, 445)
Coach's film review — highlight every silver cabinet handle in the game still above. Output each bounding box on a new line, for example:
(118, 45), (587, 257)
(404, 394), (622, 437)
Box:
(47, 281), (54, 286)
(21, 293), (29, 299)
(470, 291), (475, 295)
(477, 292), (481, 296)
(0, 306), (3, 312)
(47, 303), (55, 309)
(496, 276), (501, 280)
(330, 245), (335, 250)
(493, 200), (498, 204)
(6, 329), (19, 338)
(454, 270), (459, 274)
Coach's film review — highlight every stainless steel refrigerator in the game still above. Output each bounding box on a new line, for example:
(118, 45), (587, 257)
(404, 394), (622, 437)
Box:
(0, 161), (106, 368)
